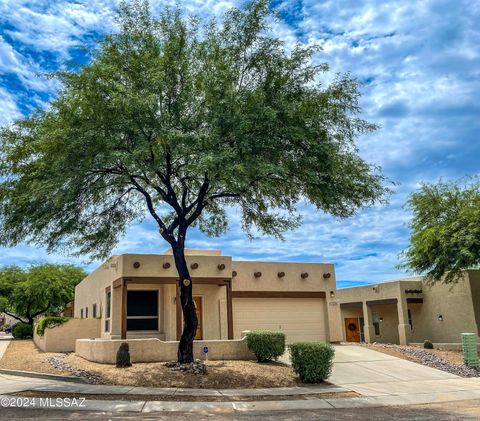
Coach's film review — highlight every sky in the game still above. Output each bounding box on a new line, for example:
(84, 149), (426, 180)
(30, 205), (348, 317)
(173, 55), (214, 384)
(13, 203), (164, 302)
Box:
(0, 0), (479, 288)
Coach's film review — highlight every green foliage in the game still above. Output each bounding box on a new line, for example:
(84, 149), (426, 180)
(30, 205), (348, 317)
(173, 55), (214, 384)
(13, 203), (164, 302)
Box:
(0, 264), (85, 325)
(246, 330), (286, 362)
(424, 340), (434, 349)
(400, 178), (480, 285)
(0, 324), (10, 332)
(116, 342), (132, 368)
(35, 316), (71, 336)
(289, 342), (335, 383)
(0, 0), (388, 260)
(12, 323), (33, 339)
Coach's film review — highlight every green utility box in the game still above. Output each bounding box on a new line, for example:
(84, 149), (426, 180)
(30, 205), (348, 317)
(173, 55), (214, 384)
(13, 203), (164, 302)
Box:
(461, 333), (479, 368)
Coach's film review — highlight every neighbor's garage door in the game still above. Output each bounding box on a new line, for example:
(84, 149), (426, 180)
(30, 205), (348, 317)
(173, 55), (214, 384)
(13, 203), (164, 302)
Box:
(233, 298), (328, 342)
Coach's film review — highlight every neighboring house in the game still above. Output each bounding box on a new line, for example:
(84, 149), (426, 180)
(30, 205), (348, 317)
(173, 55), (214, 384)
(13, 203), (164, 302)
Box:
(74, 249), (340, 343)
(335, 271), (480, 345)
(0, 312), (19, 328)
(72, 249), (480, 346)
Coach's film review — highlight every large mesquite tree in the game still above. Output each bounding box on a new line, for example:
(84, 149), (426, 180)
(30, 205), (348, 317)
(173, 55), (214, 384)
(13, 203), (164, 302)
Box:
(0, 0), (388, 362)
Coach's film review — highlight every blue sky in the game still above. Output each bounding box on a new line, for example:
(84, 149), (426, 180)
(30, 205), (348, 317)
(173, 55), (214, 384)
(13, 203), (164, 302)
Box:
(0, 0), (479, 287)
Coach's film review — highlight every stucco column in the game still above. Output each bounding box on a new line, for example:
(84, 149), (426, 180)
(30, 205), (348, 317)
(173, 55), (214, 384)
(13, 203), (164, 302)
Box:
(110, 284), (122, 339)
(397, 296), (411, 345)
(362, 302), (375, 343)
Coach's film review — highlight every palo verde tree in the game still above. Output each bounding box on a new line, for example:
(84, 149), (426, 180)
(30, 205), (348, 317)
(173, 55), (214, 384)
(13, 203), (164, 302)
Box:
(0, 0), (388, 362)
(400, 178), (480, 286)
(0, 264), (86, 326)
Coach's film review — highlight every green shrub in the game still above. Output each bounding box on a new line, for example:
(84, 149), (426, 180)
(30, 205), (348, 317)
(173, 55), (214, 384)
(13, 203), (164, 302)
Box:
(290, 342), (335, 383)
(12, 323), (33, 339)
(35, 316), (71, 336)
(424, 340), (434, 349)
(246, 331), (286, 362)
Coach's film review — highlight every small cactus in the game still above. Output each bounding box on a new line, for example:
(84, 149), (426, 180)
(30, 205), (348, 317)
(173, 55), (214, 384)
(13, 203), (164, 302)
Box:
(116, 342), (132, 368)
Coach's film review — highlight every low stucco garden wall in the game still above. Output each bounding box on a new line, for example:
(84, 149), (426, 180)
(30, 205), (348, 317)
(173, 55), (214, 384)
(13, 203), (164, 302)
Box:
(34, 318), (101, 352)
(75, 337), (255, 364)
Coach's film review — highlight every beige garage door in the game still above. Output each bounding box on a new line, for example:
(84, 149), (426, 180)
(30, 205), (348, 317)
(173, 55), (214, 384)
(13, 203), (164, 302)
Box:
(233, 298), (328, 342)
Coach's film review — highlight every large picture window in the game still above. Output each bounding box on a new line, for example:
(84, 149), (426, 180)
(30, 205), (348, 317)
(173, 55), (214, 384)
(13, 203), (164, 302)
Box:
(127, 290), (159, 331)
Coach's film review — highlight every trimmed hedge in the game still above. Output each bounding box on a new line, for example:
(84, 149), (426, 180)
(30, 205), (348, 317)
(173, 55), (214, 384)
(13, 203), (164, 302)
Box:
(290, 342), (335, 383)
(12, 323), (33, 339)
(423, 339), (434, 349)
(36, 316), (71, 336)
(246, 331), (286, 362)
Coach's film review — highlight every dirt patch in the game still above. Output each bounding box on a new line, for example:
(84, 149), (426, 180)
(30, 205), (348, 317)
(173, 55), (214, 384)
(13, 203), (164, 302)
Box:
(0, 340), (72, 377)
(14, 390), (360, 402)
(64, 353), (302, 388)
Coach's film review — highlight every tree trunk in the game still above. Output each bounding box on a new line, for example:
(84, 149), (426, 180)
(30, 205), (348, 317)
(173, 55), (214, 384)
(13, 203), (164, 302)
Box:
(172, 244), (198, 363)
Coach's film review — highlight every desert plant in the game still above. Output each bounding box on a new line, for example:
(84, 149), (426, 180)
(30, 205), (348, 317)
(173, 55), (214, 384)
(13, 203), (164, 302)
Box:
(424, 340), (434, 349)
(246, 331), (286, 362)
(116, 342), (132, 368)
(290, 342), (335, 383)
(35, 316), (71, 336)
(12, 323), (33, 339)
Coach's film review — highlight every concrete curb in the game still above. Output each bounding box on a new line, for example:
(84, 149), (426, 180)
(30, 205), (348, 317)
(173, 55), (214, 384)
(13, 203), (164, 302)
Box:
(0, 369), (87, 384)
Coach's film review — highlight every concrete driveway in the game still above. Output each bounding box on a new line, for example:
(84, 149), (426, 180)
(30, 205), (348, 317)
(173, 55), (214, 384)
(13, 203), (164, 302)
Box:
(330, 345), (480, 399)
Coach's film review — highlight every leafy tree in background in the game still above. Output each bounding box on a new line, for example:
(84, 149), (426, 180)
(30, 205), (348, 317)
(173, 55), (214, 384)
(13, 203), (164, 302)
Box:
(0, 0), (389, 362)
(0, 264), (86, 326)
(400, 178), (480, 285)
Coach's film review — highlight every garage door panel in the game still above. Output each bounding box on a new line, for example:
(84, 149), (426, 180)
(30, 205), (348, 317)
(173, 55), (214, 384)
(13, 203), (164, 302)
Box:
(233, 298), (327, 342)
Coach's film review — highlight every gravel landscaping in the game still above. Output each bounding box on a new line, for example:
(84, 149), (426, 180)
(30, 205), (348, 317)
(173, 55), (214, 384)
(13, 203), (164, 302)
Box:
(365, 343), (480, 377)
(0, 340), (306, 388)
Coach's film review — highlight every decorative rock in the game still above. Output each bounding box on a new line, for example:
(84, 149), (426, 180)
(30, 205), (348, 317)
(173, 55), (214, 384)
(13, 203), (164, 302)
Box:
(165, 359), (207, 375)
(47, 354), (102, 384)
(370, 344), (480, 377)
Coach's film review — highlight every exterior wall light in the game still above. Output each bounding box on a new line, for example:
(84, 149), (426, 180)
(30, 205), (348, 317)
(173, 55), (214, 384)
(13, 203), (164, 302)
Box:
(438, 314), (443, 321)
(379, 317), (383, 323)
(133, 261), (140, 269)
(330, 291), (335, 298)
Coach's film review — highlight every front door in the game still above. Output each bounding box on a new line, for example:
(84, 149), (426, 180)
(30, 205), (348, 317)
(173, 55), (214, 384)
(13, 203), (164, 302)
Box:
(194, 296), (203, 340)
(345, 318), (360, 342)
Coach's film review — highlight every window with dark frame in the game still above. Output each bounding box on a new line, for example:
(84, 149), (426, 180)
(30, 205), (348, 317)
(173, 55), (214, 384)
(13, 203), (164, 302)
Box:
(127, 290), (159, 331)
(93, 303), (97, 318)
(80, 308), (83, 319)
(85, 307), (88, 318)
(105, 289), (111, 332)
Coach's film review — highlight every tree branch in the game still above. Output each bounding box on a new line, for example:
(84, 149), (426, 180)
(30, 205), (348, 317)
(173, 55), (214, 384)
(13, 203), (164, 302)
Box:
(2, 310), (28, 325)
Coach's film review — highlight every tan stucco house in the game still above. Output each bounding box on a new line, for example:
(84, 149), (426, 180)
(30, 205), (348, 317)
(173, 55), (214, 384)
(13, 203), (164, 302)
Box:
(74, 249), (341, 344)
(71, 249), (480, 351)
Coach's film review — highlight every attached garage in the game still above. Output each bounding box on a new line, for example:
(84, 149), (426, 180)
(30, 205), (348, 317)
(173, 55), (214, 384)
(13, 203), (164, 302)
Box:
(232, 296), (328, 342)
